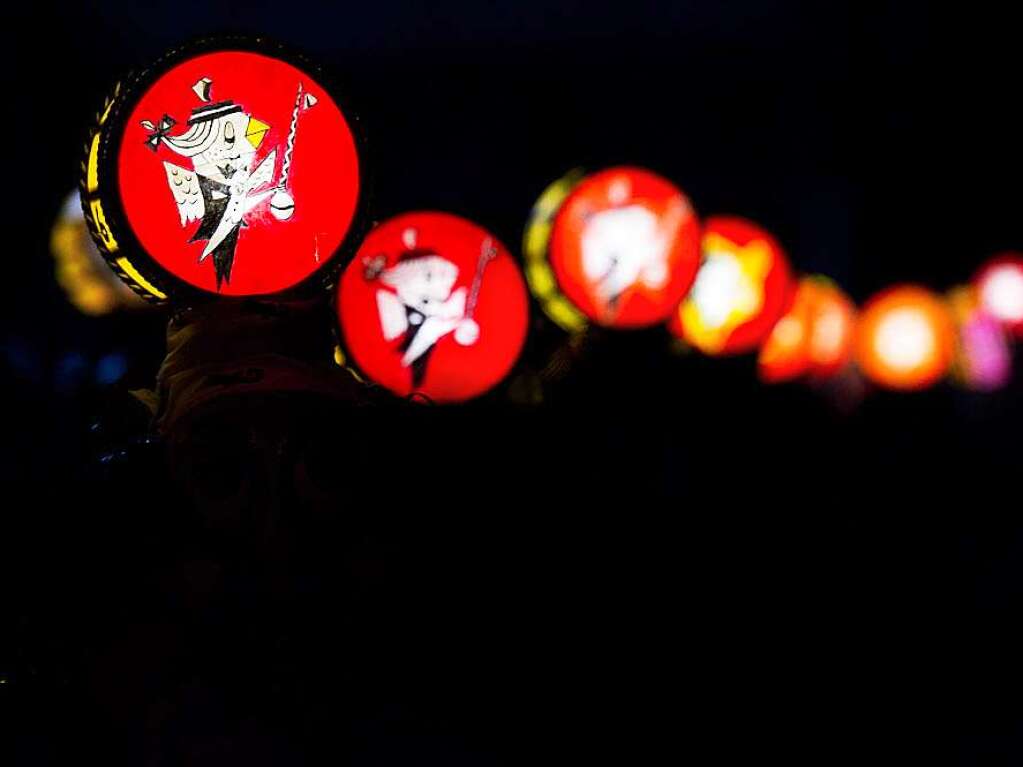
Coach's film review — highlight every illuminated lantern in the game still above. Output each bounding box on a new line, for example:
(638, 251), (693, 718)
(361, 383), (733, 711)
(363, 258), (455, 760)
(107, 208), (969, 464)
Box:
(51, 191), (149, 315)
(81, 40), (364, 301)
(854, 285), (956, 391)
(548, 167), (701, 328)
(522, 169), (589, 333)
(671, 216), (795, 355)
(974, 254), (1023, 339)
(948, 286), (1011, 392)
(336, 212), (529, 403)
(757, 277), (816, 383)
(805, 278), (857, 380)
(758, 276), (856, 383)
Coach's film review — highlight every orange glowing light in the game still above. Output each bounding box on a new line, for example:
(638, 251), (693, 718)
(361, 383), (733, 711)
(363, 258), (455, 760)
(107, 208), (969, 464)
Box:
(758, 276), (856, 383)
(51, 192), (150, 315)
(670, 216), (794, 355)
(806, 279), (856, 380)
(854, 285), (955, 391)
(758, 278), (815, 383)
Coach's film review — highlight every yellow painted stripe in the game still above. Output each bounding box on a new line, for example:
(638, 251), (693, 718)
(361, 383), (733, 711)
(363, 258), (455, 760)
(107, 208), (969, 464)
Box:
(88, 199), (118, 253)
(115, 256), (167, 300)
(86, 134), (101, 193)
(99, 87), (118, 125)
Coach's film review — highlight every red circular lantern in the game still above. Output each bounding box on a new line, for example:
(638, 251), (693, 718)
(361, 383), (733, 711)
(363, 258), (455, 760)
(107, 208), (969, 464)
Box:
(670, 216), (794, 355)
(974, 253), (1023, 338)
(548, 167), (700, 328)
(82, 40), (363, 301)
(855, 285), (955, 391)
(758, 276), (857, 383)
(805, 278), (857, 380)
(757, 277), (816, 383)
(336, 212), (529, 403)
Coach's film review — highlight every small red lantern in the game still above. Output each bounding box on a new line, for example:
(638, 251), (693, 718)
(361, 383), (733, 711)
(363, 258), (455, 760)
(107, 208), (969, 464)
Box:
(855, 285), (955, 391)
(548, 167), (701, 328)
(973, 253), (1023, 339)
(83, 41), (363, 300)
(336, 212), (529, 403)
(758, 278), (815, 383)
(758, 277), (857, 383)
(670, 216), (794, 355)
(805, 278), (857, 380)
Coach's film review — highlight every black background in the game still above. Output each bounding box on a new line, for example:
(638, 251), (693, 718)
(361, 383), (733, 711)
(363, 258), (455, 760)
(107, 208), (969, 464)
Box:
(5, 2), (1023, 764)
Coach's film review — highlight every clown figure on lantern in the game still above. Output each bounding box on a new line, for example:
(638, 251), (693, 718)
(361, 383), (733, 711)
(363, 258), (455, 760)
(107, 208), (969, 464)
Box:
(141, 76), (315, 288)
(366, 227), (485, 389)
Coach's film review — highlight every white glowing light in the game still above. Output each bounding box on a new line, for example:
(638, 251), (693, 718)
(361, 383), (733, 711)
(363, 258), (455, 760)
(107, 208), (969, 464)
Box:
(690, 252), (758, 329)
(581, 205), (670, 302)
(873, 308), (935, 371)
(980, 265), (1023, 323)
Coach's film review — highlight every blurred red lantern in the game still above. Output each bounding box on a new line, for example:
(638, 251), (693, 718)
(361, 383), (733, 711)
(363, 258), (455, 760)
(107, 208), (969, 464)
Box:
(670, 216), (794, 355)
(548, 167), (701, 328)
(855, 285), (955, 391)
(757, 276), (855, 383)
(805, 278), (857, 380)
(336, 212), (529, 403)
(974, 253), (1023, 339)
(757, 278), (816, 383)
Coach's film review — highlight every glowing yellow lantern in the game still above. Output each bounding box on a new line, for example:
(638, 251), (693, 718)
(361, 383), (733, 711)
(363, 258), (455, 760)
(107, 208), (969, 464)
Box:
(50, 192), (149, 315)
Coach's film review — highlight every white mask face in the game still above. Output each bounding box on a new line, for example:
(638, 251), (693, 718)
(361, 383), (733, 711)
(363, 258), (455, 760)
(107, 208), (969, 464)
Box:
(381, 256), (461, 315)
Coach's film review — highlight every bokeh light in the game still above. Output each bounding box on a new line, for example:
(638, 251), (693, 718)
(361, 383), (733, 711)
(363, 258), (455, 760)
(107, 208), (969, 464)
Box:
(758, 276), (856, 383)
(806, 278), (857, 380)
(855, 285), (955, 391)
(548, 167), (701, 328)
(974, 254), (1023, 338)
(50, 192), (149, 316)
(671, 216), (794, 355)
(948, 285), (1011, 392)
(758, 278), (815, 383)
(522, 169), (589, 333)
